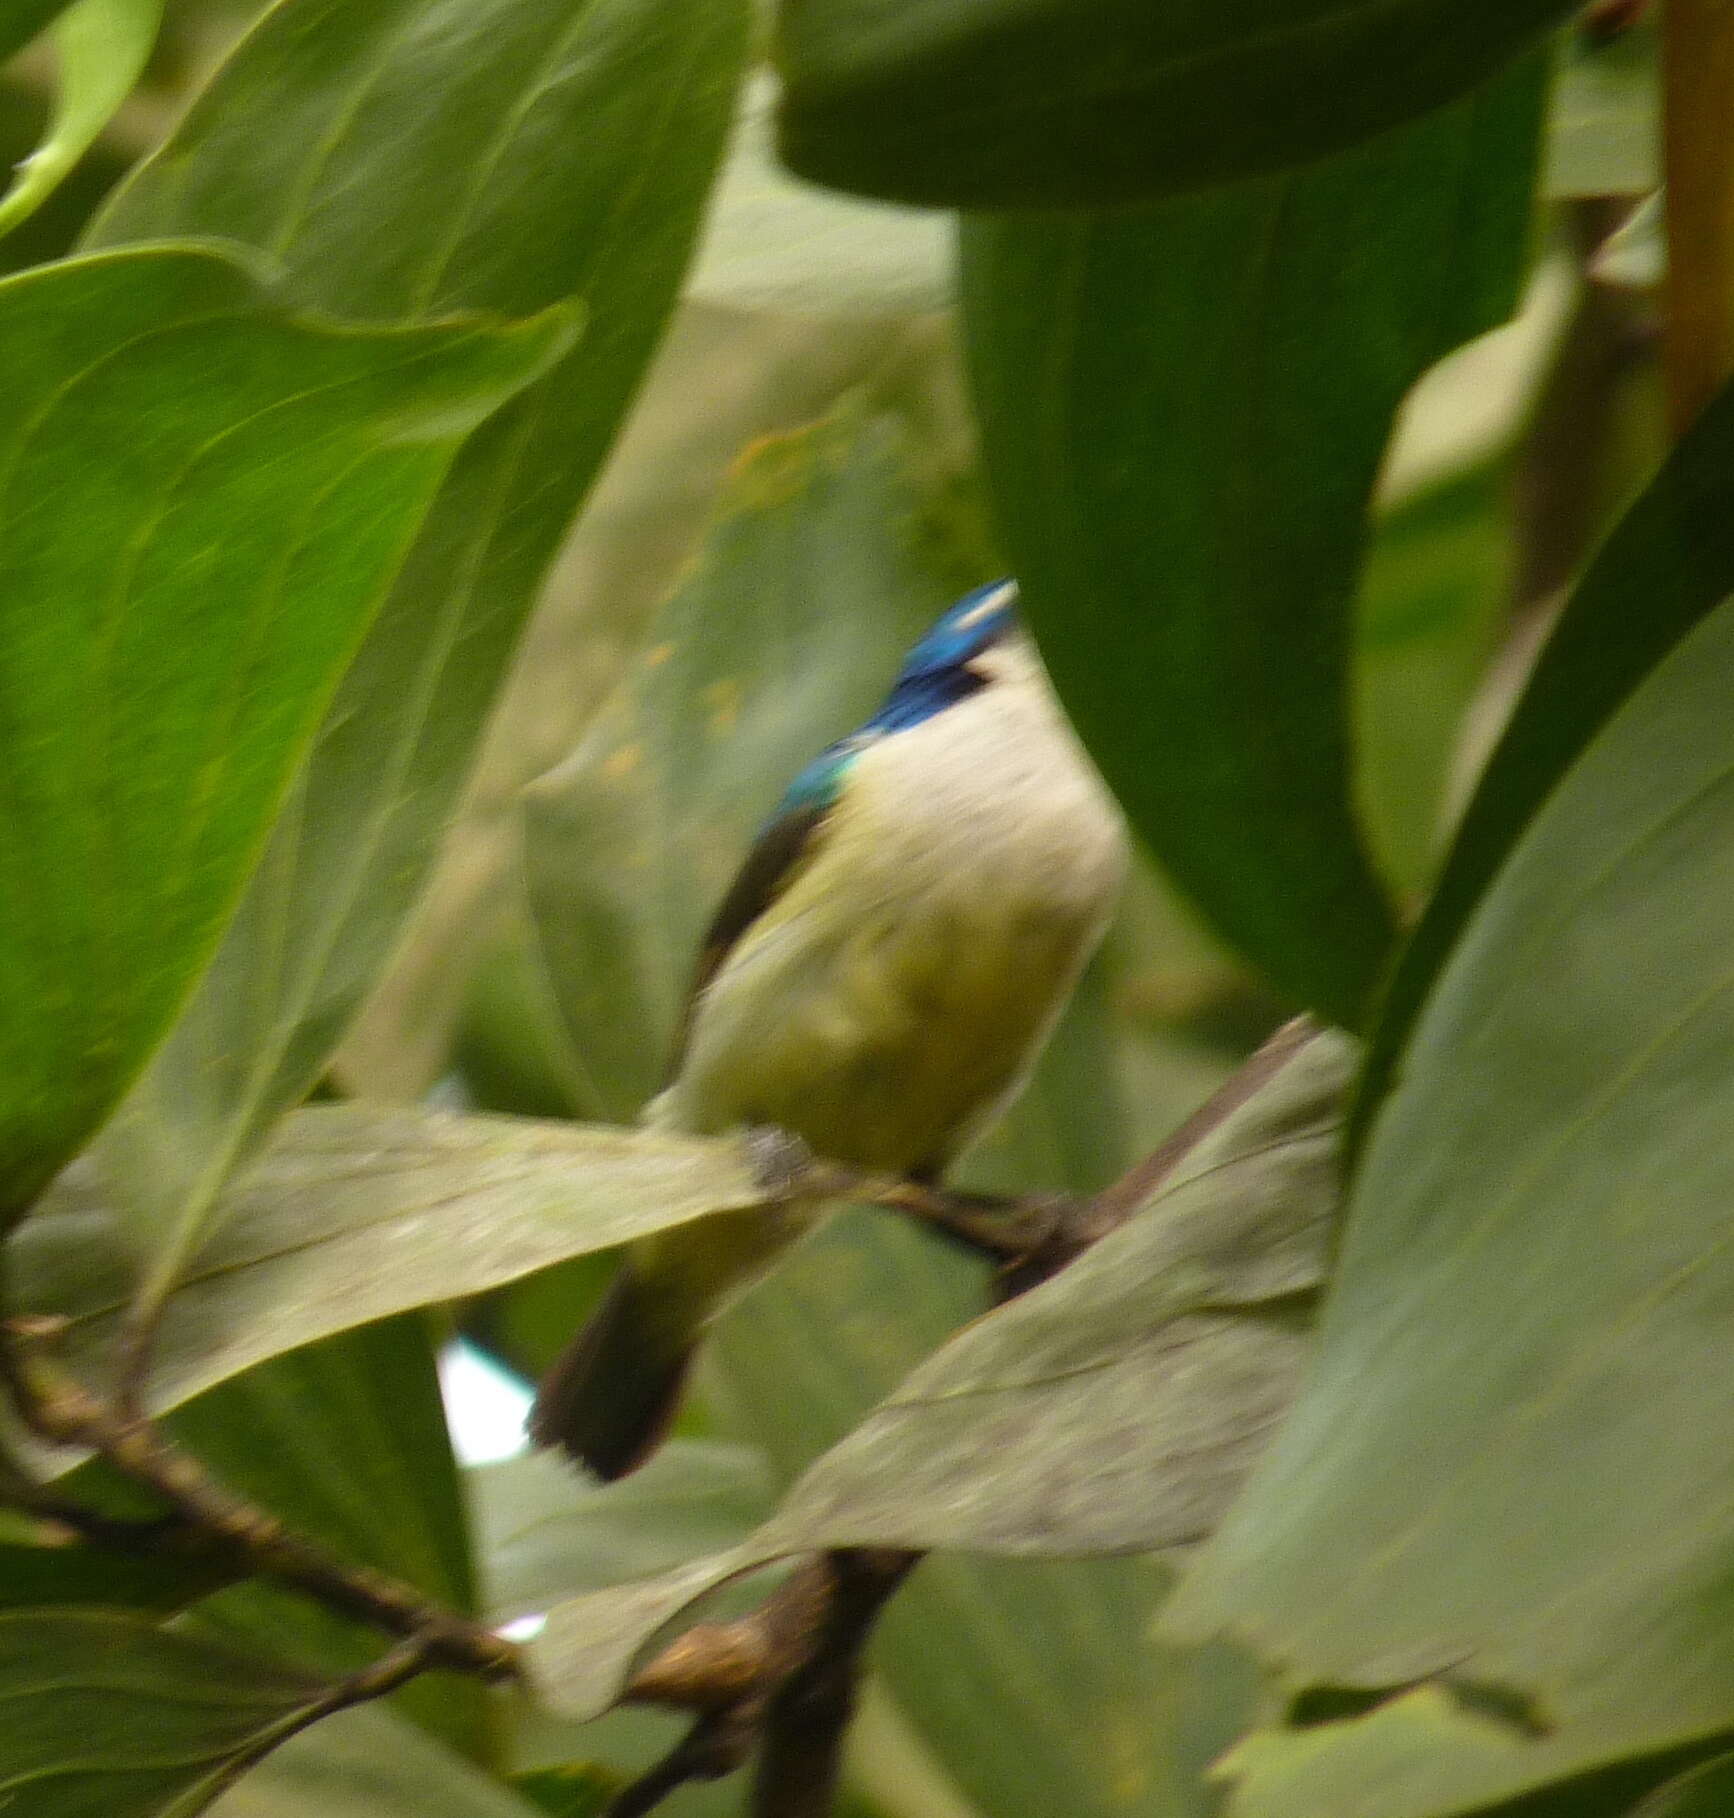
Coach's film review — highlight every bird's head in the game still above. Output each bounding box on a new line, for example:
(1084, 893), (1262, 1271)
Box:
(870, 580), (1032, 733)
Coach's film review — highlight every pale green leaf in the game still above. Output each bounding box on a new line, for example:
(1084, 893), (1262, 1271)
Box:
(86, 0), (749, 1310)
(473, 1441), (773, 1624)
(15, 1107), (771, 1418)
(0, 0), (161, 239)
(1165, 594), (1734, 1814)
(686, 75), (951, 317)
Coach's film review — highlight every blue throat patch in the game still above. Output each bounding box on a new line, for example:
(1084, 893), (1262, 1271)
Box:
(775, 580), (1019, 819)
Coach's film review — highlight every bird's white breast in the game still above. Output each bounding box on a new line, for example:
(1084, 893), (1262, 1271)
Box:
(655, 654), (1127, 1175)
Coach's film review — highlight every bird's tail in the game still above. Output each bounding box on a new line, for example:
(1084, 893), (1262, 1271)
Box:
(528, 1265), (693, 1481)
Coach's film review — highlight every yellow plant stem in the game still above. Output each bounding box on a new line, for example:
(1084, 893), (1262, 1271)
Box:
(1663, 0), (1734, 433)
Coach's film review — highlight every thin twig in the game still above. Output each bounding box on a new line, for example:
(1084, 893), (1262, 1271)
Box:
(1089, 1015), (1319, 1235)
(3, 1322), (516, 1682)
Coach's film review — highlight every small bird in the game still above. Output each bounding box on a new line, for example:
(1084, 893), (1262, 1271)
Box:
(530, 580), (1127, 1478)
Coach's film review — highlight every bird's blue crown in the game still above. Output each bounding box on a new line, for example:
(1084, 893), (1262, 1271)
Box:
(781, 581), (1018, 814)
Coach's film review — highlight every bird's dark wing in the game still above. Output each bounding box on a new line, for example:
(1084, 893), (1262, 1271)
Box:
(664, 795), (832, 1078)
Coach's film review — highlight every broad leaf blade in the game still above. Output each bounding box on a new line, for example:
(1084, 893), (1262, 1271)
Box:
(211, 1704), (550, 1818)
(774, 0), (1569, 205)
(0, 244), (567, 1226)
(16, 1108), (773, 1416)
(87, 0), (748, 1287)
(473, 1442), (773, 1623)
(0, 1542), (232, 1612)
(1633, 1755), (1734, 1818)
(0, 1608), (327, 1818)
(165, 1317), (487, 1763)
(1165, 594), (1734, 1814)
(1356, 370), (1734, 1149)
(961, 59), (1545, 1028)
(749, 1031), (1350, 1559)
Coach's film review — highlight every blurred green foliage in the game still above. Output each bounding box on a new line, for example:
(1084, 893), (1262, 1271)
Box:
(1, 4), (1728, 1818)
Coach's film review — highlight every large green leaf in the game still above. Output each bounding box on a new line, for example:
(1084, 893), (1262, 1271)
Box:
(961, 58), (1545, 1029)
(707, 1218), (1224, 1818)
(1355, 370), (1734, 1150)
(0, 1541), (231, 1612)
(774, 0), (1568, 205)
(1162, 594), (1734, 1814)
(13, 1108), (775, 1417)
(211, 1704), (548, 1818)
(86, 0), (749, 1309)
(165, 1317), (487, 1764)
(473, 1441), (773, 1624)
(1633, 1755), (1734, 1818)
(734, 1030), (1348, 1560)
(0, 244), (568, 1227)
(0, 1607), (328, 1817)
(532, 1216), (1246, 1817)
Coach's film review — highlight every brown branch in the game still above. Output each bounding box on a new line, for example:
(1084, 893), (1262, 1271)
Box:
(612, 1551), (917, 1818)
(1089, 1015), (1320, 1234)
(751, 1550), (918, 1818)
(2, 1319), (516, 1682)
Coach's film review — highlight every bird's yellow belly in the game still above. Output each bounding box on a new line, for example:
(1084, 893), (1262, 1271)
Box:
(664, 889), (1094, 1174)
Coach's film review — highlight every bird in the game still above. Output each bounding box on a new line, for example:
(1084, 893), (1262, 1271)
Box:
(529, 579), (1127, 1479)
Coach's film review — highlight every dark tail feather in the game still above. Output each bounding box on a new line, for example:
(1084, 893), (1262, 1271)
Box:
(528, 1267), (693, 1481)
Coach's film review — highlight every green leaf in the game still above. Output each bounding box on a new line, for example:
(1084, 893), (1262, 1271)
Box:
(15, 1107), (776, 1418)
(0, 0), (160, 240)
(1355, 369), (1734, 1152)
(1356, 468), (1513, 897)
(1544, 22), (1659, 198)
(961, 59), (1545, 1027)
(163, 1317), (488, 1764)
(210, 1703), (548, 1818)
(0, 1541), (232, 1612)
(473, 1441), (773, 1624)
(773, 0), (1569, 206)
(85, 0), (749, 1303)
(522, 399), (983, 1121)
(735, 1029), (1349, 1560)
(0, 0), (71, 63)
(1632, 1755), (1734, 1818)
(709, 1215), (1243, 1818)
(0, 1607), (327, 1817)
(531, 1214), (1249, 1817)
(1163, 593), (1734, 1815)
(0, 245), (569, 1227)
